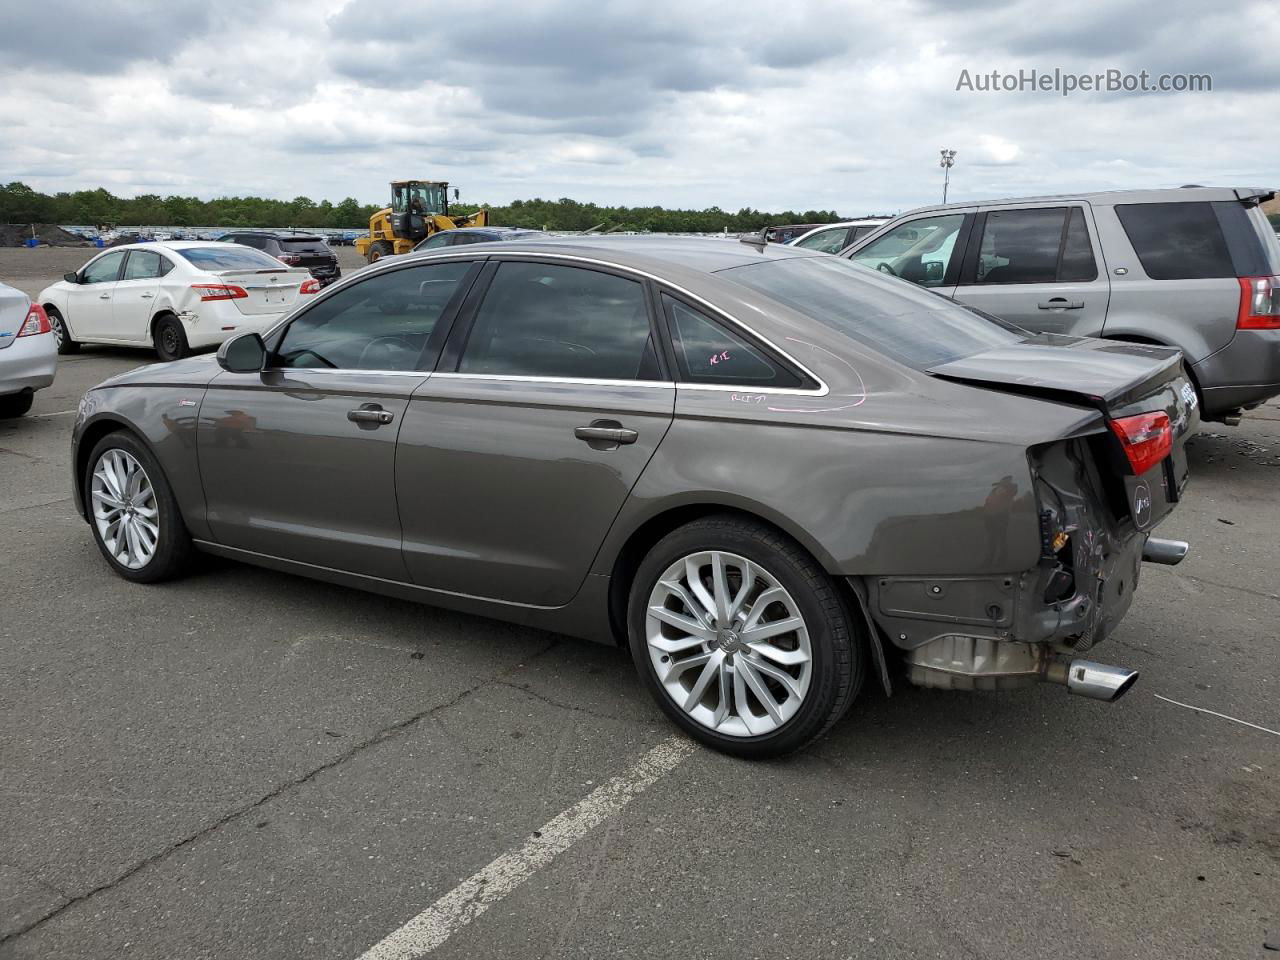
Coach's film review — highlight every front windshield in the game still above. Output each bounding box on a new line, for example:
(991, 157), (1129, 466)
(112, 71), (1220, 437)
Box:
(720, 255), (1026, 370)
(394, 183), (447, 216)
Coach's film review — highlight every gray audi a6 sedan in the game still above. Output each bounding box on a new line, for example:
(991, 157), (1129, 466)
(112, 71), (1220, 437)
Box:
(72, 236), (1196, 757)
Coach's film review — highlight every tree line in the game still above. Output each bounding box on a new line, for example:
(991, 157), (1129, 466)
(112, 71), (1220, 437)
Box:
(0, 181), (854, 233)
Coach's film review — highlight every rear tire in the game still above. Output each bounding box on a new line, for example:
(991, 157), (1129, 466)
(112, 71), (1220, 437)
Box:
(153, 315), (189, 362)
(84, 430), (193, 583)
(47, 306), (79, 355)
(0, 390), (34, 418)
(368, 240), (393, 264)
(627, 515), (863, 758)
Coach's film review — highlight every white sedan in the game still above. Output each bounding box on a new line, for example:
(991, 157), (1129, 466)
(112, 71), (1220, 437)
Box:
(0, 282), (57, 418)
(38, 242), (320, 362)
(790, 219), (889, 253)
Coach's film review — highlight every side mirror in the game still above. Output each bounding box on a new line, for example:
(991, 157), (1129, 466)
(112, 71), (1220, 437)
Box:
(63, 272), (80, 284)
(217, 332), (267, 373)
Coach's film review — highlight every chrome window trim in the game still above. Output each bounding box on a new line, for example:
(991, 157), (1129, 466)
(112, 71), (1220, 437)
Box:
(256, 367), (430, 379)
(429, 372), (676, 389)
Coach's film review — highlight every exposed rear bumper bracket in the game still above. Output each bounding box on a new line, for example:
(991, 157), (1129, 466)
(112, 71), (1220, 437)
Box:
(1142, 537), (1189, 566)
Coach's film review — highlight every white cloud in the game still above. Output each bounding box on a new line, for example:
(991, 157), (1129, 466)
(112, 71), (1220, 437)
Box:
(0, 0), (1275, 214)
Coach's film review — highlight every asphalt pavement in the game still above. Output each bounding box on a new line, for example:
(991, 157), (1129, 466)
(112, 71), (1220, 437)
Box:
(1, 339), (1277, 959)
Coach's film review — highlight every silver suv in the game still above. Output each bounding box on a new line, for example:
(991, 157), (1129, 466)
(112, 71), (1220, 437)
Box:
(840, 186), (1280, 423)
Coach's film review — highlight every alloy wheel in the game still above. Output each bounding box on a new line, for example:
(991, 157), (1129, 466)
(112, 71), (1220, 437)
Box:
(91, 449), (159, 569)
(646, 551), (812, 738)
(51, 316), (65, 348)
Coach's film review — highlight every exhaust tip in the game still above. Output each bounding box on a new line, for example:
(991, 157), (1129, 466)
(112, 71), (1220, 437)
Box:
(1066, 660), (1139, 702)
(1143, 537), (1189, 566)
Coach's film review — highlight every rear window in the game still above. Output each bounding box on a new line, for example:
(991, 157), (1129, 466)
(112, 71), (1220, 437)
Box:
(1114, 202), (1234, 280)
(279, 237), (328, 249)
(174, 246), (289, 270)
(721, 256), (1026, 370)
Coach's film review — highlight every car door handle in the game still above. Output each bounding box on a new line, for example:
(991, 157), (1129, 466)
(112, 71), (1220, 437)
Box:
(99, 293), (111, 299)
(1038, 298), (1084, 310)
(140, 293), (154, 299)
(347, 406), (395, 425)
(575, 422), (638, 445)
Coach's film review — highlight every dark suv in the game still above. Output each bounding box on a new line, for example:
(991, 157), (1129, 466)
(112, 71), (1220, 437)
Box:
(220, 232), (341, 286)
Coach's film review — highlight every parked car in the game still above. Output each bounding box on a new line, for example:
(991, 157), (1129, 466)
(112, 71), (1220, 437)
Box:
(219, 231), (342, 286)
(0, 283), (57, 418)
(71, 237), (1194, 757)
(39, 242), (320, 362)
(413, 227), (549, 251)
(790, 219), (888, 253)
(839, 186), (1280, 424)
(763, 223), (827, 244)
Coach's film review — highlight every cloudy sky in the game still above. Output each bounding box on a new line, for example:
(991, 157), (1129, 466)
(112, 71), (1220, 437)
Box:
(0, 0), (1276, 215)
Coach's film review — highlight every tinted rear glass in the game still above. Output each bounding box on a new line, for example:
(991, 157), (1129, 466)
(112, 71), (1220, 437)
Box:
(175, 246), (289, 270)
(721, 256), (1025, 370)
(279, 237), (328, 249)
(1115, 202), (1234, 279)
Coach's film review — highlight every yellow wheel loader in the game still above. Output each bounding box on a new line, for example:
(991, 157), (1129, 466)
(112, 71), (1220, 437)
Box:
(354, 180), (489, 263)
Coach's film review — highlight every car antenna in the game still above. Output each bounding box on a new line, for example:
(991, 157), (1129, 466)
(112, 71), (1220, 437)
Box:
(739, 228), (769, 250)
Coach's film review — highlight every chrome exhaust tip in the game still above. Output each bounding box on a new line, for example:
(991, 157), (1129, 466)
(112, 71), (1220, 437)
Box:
(1143, 537), (1189, 566)
(1042, 658), (1139, 702)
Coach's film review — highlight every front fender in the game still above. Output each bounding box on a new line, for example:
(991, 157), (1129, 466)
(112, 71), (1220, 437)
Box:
(72, 385), (209, 538)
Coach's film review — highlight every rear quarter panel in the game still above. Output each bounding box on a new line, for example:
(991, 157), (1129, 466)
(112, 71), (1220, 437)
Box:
(1093, 203), (1239, 364)
(595, 385), (1053, 579)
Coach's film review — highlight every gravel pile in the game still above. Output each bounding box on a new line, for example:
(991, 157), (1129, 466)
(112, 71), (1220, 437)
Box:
(0, 223), (91, 247)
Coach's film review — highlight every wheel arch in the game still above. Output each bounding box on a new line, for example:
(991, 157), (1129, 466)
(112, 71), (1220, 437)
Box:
(603, 500), (840, 646)
(1105, 332), (1203, 399)
(149, 307), (180, 339)
(74, 416), (147, 519)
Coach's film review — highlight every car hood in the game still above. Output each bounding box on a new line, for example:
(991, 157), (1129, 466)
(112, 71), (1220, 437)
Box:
(92, 354), (223, 390)
(927, 334), (1184, 412)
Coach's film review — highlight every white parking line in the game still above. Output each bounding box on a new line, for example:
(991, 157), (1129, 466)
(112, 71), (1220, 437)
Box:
(356, 736), (695, 960)
(28, 409), (77, 418)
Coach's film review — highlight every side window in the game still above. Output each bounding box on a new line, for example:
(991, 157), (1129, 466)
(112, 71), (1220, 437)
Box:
(1059, 208), (1098, 282)
(157, 255), (174, 277)
(663, 294), (804, 388)
(849, 224), (879, 243)
(237, 235), (263, 250)
(458, 262), (659, 380)
(974, 208), (1066, 284)
(1115, 202), (1234, 280)
(849, 214), (966, 287)
(275, 261), (473, 371)
(421, 232), (455, 249)
(794, 227), (850, 253)
(122, 250), (163, 280)
(82, 251), (126, 284)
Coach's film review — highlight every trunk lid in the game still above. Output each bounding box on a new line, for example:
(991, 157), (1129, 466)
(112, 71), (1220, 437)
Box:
(928, 333), (1197, 532)
(214, 268), (311, 316)
(0, 284), (31, 350)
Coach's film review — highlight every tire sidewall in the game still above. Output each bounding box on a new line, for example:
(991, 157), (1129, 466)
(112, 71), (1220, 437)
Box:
(48, 307), (78, 354)
(84, 430), (190, 583)
(627, 519), (858, 758)
(153, 316), (188, 362)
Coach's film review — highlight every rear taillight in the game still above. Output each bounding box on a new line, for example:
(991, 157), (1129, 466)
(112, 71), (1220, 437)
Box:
(277, 254), (302, 265)
(1237, 275), (1280, 329)
(16, 303), (51, 337)
(191, 283), (249, 301)
(1110, 411), (1172, 475)
(299, 278), (321, 295)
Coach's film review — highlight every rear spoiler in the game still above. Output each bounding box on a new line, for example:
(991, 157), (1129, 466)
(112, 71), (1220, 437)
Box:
(1234, 187), (1276, 205)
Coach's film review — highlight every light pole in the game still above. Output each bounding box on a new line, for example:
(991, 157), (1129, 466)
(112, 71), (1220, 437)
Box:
(939, 149), (956, 204)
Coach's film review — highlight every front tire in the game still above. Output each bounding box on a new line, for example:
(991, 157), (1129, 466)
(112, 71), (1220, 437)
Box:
(627, 515), (863, 758)
(84, 431), (192, 583)
(47, 306), (80, 355)
(368, 240), (393, 263)
(153, 315), (189, 362)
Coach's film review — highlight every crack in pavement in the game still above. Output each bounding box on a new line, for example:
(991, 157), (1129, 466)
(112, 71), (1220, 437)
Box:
(0, 638), (564, 948)
(492, 678), (637, 723)
(1169, 570), (1280, 604)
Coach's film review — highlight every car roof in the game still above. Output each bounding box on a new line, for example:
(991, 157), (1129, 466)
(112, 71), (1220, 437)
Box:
(446, 227), (545, 235)
(893, 185), (1276, 219)
(91, 240), (267, 253)
(396, 234), (830, 274)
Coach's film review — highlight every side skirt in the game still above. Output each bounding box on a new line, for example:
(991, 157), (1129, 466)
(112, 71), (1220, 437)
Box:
(191, 540), (616, 645)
